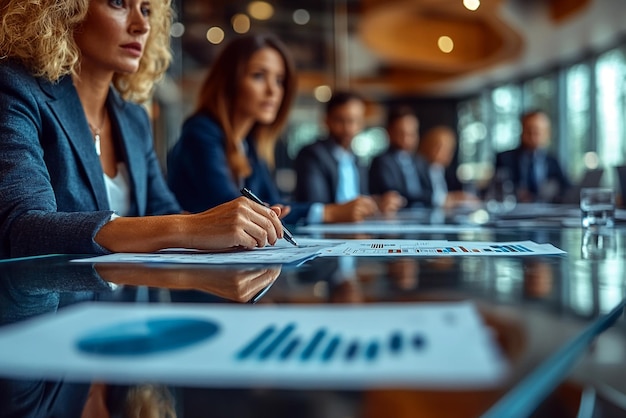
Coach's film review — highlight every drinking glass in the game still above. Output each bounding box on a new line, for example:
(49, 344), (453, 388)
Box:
(580, 188), (615, 230)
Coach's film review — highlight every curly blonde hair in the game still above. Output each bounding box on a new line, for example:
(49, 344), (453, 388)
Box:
(125, 384), (177, 418)
(0, 0), (173, 103)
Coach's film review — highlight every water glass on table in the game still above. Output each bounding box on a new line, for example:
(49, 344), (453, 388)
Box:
(580, 187), (615, 230)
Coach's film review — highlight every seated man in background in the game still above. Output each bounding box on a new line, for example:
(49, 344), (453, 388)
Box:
(418, 125), (480, 209)
(369, 106), (432, 207)
(294, 91), (404, 217)
(494, 110), (570, 203)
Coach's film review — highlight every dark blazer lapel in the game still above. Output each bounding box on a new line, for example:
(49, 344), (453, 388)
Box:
(41, 76), (109, 210)
(397, 158), (409, 196)
(108, 91), (145, 215)
(321, 138), (340, 198)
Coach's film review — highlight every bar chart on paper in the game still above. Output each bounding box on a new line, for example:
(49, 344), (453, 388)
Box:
(415, 243), (535, 254)
(318, 239), (566, 257)
(236, 324), (427, 363)
(0, 302), (507, 388)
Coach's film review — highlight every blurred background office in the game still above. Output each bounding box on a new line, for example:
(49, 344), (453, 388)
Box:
(153, 0), (626, 205)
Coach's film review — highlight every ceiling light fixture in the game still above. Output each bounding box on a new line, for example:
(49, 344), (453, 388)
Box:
(438, 36), (454, 53)
(314, 85), (332, 103)
(206, 27), (225, 44)
(248, 1), (274, 20)
(232, 14), (251, 34)
(170, 22), (185, 38)
(293, 9), (310, 25)
(463, 0), (481, 11)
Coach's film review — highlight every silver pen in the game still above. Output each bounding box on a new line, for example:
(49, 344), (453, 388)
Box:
(240, 187), (299, 247)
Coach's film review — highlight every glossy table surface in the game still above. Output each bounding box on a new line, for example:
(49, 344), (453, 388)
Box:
(1, 207), (625, 418)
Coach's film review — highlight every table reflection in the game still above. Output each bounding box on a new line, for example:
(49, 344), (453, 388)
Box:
(0, 257), (283, 418)
(581, 229), (617, 260)
(96, 263), (281, 304)
(0, 209), (626, 417)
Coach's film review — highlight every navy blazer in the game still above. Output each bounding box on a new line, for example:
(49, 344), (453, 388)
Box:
(293, 138), (368, 203)
(495, 146), (570, 202)
(368, 148), (433, 207)
(0, 61), (180, 258)
(167, 113), (311, 225)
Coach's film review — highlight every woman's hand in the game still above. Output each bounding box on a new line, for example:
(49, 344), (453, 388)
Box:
(95, 197), (284, 253)
(186, 197), (284, 249)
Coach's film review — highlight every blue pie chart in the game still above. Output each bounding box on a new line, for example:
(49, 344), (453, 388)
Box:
(76, 317), (220, 356)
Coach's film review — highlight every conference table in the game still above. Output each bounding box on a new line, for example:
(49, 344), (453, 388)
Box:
(0, 205), (625, 418)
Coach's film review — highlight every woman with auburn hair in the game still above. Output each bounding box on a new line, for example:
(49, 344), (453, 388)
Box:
(0, 0), (285, 259)
(168, 33), (384, 225)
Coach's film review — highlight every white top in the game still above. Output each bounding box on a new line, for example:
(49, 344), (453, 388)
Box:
(104, 162), (132, 216)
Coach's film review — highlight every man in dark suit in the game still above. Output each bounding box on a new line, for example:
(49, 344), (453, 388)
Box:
(294, 91), (404, 214)
(418, 125), (480, 209)
(369, 106), (433, 207)
(494, 110), (570, 203)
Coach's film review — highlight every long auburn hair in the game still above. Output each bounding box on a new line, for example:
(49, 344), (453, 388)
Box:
(195, 33), (297, 181)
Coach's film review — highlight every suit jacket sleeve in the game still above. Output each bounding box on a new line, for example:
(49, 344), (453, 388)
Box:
(167, 115), (248, 213)
(494, 151), (505, 169)
(369, 153), (398, 195)
(0, 63), (115, 258)
(493, 149), (520, 186)
(547, 155), (571, 190)
(294, 142), (335, 203)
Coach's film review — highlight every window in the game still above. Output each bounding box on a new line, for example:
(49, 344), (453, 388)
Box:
(490, 84), (522, 153)
(565, 63), (592, 179)
(596, 48), (626, 169)
(457, 43), (626, 195)
(458, 95), (491, 184)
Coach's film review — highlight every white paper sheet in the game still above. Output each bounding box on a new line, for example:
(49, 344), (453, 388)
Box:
(72, 240), (332, 266)
(72, 238), (565, 266)
(0, 302), (507, 388)
(317, 239), (566, 257)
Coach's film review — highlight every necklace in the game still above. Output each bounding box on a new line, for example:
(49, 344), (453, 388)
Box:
(87, 110), (106, 156)
(87, 122), (103, 156)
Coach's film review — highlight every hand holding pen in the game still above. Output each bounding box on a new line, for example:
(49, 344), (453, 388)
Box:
(240, 188), (299, 247)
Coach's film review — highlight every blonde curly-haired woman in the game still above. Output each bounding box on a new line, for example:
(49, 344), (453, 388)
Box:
(0, 0), (285, 259)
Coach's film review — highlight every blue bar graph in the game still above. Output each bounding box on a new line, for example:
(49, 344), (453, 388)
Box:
(235, 324), (428, 362)
(258, 323), (295, 359)
(300, 328), (327, 361)
(389, 331), (403, 354)
(413, 334), (426, 350)
(321, 335), (341, 362)
(278, 337), (300, 361)
(345, 340), (359, 360)
(236, 325), (275, 359)
(365, 341), (379, 361)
